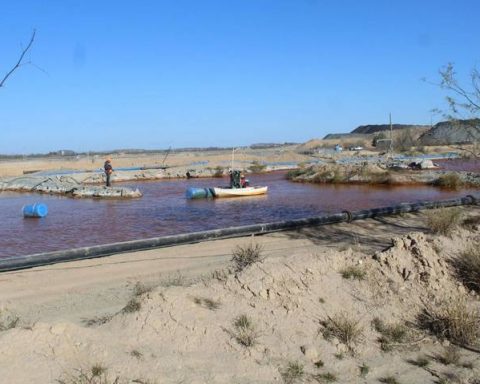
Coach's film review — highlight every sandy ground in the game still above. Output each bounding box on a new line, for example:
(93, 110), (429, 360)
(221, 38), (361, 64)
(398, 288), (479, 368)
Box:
(0, 207), (479, 383)
(0, 146), (307, 178)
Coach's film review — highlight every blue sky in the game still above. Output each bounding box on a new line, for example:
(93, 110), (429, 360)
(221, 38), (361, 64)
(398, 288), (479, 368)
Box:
(0, 0), (478, 154)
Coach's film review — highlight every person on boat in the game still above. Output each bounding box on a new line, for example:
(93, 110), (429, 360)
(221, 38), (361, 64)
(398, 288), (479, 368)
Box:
(240, 173), (247, 188)
(104, 158), (114, 187)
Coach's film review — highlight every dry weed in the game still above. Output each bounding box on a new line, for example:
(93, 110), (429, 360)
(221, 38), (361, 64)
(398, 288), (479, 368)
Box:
(281, 361), (304, 384)
(57, 364), (120, 384)
(425, 208), (462, 236)
(417, 299), (480, 345)
(321, 312), (364, 352)
(452, 244), (480, 293)
(232, 314), (259, 347)
(231, 240), (263, 272)
(434, 173), (464, 189)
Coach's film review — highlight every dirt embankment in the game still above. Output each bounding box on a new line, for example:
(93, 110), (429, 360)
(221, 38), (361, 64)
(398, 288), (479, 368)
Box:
(288, 162), (480, 187)
(0, 207), (479, 383)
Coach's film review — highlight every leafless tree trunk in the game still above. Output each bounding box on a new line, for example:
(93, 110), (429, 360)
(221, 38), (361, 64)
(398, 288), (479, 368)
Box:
(430, 63), (480, 157)
(0, 29), (36, 88)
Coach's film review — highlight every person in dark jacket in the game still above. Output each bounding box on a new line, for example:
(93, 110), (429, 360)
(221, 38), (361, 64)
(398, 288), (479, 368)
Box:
(104, 158), (114, 187)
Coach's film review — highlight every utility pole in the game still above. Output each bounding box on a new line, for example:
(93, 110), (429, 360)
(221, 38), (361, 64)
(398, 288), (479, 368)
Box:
(389, 112), (393, 154)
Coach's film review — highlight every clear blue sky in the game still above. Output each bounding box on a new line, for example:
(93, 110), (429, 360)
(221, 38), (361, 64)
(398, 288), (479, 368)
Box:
(0, 0), (478, 154)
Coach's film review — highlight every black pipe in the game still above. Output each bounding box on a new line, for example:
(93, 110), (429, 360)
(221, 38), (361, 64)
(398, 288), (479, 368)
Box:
(0, 195), (477, 272)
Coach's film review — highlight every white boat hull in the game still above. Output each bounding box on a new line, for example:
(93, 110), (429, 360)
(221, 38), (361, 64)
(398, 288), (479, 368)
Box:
(213, 186), (268, 198)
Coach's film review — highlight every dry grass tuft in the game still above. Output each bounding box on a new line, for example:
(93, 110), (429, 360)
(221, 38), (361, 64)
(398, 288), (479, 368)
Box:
(192, 296), (221, 311)
(434, 173), (464, 189)
(379, 377), (400, 384)
(313, 372), (337, 383)
(434, 346), (461, 366)
(372, 317), (409, 351)
(232, 314), (259, 347)
(122, 298), (142, 314)
(321, 312), (364, 352)
(231, 240), (264, 272)
(281, 361), (304, 384)
(132, 282), (155, 297)
(417, 299), (480, 345)
(340, 266), (366, 281)
(425, 208), (462, 236)
(57, 364), (120, 384)
(452, 244), (480, 293)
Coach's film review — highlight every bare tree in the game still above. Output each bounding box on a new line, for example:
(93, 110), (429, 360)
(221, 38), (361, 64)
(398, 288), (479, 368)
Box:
(0, 29), (36, 88)
(429, 63), (480, 157)
(437, 63), (480, 118)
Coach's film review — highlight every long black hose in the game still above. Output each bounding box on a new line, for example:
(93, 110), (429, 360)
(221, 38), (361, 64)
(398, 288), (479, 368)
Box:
(0, 194), (477, 272)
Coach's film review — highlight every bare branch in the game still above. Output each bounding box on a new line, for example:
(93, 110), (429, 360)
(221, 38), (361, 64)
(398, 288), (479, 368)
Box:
(0, 29), (36, 88)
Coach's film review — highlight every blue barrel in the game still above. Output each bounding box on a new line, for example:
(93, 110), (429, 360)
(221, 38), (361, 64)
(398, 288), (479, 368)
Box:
(186, 187), (215, 199)
(22, 203), (48, 218)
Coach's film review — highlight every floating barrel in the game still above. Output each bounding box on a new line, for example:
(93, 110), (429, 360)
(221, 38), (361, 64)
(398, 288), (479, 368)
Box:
(23, 203), (48, 218)
(186, 187), (215, 199)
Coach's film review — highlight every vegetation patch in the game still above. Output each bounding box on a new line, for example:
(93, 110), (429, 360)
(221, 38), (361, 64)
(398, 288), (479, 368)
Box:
(192, 296), (221, 311)
(417, 299), (480, 345)
(340, 266), (366, 281)
(122, 298), (142, 314)
(452, 244), (480, 293)
(425, 208), (462, 236)
(57, 364), (120, 384)
(313, 372), (337, 383)
(434, 173), (464, 189)
(231, 241), (264, 272)
(231, 314), (259, 347)
(281, 361), (304, 384)
(321, 312), (364, 352)
(372, 317), (409, 351)
(248, 160), (267, 173)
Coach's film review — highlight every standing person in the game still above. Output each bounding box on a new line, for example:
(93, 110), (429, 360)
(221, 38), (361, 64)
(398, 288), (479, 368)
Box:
(104, 158), (114, 187)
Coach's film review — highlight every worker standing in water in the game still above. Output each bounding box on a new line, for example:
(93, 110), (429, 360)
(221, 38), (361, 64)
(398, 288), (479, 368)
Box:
(104, 158), (114, 187)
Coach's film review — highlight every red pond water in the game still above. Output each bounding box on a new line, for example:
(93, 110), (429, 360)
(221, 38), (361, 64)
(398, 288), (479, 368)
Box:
(1, 171), (478, 258)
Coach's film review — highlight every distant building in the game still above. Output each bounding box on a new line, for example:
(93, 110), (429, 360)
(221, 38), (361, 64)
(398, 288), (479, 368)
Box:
(375, 139), (393, 150)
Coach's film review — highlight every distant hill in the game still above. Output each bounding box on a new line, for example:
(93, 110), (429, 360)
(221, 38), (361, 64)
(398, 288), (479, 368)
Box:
(419, 119), (480, 145)
(351, 124), (430, 134)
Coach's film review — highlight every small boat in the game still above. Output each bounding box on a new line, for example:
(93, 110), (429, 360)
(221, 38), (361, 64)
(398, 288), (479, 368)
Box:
(213, 186), (268, 198)
(186, 185), (268, 199)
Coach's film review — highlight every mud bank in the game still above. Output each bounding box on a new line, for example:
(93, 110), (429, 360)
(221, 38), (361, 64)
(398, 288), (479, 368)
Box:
(0, 175), (142, 198)
(289, 162), (480, 187)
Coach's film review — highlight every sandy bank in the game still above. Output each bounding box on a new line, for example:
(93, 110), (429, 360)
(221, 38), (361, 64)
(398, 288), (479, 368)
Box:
(0, 207), (479, 383)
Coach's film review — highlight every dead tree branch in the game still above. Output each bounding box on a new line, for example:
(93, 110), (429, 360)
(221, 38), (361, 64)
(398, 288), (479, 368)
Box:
(0, 29), (36, 88)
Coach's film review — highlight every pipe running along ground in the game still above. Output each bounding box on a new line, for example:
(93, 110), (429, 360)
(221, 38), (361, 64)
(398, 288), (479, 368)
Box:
(0, 194), (478, 272)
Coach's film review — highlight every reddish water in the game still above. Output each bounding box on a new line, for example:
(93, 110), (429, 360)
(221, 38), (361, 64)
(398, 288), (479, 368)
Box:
(1, 171), (478, 258)
(436, 158), (480, 172)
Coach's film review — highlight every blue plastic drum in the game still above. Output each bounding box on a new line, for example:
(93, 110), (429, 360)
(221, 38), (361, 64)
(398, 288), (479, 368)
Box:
(22, 203), (48, 218)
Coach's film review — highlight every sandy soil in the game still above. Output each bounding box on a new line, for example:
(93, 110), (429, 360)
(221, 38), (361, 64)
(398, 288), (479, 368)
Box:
(0, 207), (479, 383)
(0, 146), (307, 178)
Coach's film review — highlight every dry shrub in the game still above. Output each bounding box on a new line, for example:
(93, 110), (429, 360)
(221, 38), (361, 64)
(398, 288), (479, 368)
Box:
(321, 312), (364, 352)
(340, 266), (366, 281)
(231, 241), (263, 272)
(452, 244), (480, 293)
(462, 215), (480, 230)
(232, 314), (259, 347)
(372, 317), (409, 351)
(281, 361), (304, 384)
(434, 173), (464, 189)
(57, 364), (120, 384)
(425, 208), (462, 235)
(417, 299), (480, 345)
